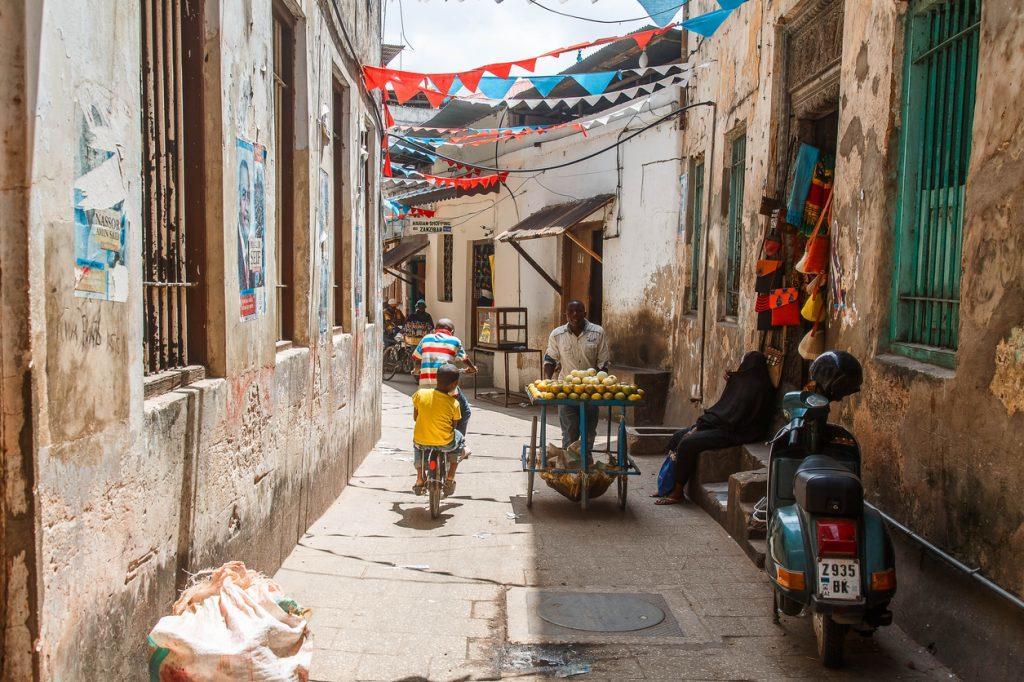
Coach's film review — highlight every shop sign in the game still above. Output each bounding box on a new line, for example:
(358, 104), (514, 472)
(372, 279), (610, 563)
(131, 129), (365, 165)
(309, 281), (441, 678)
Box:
(410, 219), (453, 234)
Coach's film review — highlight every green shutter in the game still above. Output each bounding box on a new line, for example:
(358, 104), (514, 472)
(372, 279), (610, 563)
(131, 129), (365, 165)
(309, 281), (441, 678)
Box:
(688, 160), (705, 313)
(725, 135), (746, 318)
(891, 0), (981, 367)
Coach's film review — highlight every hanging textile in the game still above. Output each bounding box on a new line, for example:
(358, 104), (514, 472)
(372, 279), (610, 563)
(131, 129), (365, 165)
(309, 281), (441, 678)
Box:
(786, 143), (820, 227)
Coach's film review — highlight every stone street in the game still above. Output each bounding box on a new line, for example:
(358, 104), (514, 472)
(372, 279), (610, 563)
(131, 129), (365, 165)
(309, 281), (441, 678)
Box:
(275, 383), (954, 681)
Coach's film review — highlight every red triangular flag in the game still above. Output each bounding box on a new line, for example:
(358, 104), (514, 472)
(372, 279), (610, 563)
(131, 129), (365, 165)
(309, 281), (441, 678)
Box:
(421, 88), (446, 108)
(391, 80), (421, 105)
(430, 73), (457, 95)
(458, 69), (485, 92)
(484, 62), (512, 79)
(383, 149), (392, 177)
(362, 66), (389, 91)
(514, 57), (538, 73)
(383, 102), (395, 128)
(632, 28), (658, 50)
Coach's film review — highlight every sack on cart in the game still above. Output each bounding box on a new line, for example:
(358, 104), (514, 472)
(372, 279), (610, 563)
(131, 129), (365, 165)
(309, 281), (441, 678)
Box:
(540, 439), (613, 501)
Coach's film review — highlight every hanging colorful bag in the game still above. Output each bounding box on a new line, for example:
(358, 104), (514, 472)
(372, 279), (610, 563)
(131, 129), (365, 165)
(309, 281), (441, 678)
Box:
(795, 188), (832, 275)
(798, 322), (826, 361)
(801, 274), (827, 322)
(769, 287), (800, 326)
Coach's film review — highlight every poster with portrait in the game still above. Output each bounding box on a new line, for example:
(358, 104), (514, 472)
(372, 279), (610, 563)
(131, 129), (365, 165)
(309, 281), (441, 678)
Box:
(73, 99), (128, 301)
(317, 169), (331, 337)
(237, 138), (267, 321)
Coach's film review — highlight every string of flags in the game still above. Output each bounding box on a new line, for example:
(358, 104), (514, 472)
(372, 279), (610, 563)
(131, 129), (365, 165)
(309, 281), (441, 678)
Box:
(363, 24), (679, 103)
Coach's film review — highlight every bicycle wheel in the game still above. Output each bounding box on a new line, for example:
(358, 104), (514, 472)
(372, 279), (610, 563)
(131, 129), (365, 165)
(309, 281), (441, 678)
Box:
(382, 346), (400, 381)
(429, 480), (441, 518)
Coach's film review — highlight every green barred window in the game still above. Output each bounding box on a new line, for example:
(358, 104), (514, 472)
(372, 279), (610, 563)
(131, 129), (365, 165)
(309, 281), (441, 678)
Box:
(891, 0), (981, 368)
(724, 135), (746, 318)
(687, 160), (705, 313)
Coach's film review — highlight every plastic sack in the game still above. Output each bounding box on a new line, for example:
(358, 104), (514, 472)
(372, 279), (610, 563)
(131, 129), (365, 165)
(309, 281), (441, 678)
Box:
(148, 562), (313, 681)
(657, 452), (677, 497)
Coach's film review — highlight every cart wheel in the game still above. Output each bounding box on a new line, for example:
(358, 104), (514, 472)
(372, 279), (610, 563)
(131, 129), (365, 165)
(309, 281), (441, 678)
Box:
(580, 472), (589, 511)
(617, 475), (628, 510)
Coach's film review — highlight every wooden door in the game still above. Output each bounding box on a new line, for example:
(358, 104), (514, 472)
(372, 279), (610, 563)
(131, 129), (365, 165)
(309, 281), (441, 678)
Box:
(560, 222), (602, 318)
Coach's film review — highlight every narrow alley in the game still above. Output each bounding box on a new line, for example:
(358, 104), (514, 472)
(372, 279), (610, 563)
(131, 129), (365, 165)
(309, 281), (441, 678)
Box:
(274, 382), (950, 681)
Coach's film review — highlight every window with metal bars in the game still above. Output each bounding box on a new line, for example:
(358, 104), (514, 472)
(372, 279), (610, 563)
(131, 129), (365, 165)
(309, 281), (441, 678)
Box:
(687, 159), (705, 313)
(141, 0), (205, 381)
(273, 4), (296, 343)
(891, 0), (980, 368)
(724, 134), (746, 318)
(441, 234), (454, 302)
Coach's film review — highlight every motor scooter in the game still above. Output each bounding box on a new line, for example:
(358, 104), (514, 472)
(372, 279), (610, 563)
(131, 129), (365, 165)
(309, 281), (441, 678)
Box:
(765, 351), (896, 667)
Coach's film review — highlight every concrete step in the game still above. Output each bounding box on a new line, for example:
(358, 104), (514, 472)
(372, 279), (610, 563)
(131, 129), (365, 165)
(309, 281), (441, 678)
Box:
(740, 441), (771, 470)
(697, 481), (729, 526)
(747, 539), (767, 569)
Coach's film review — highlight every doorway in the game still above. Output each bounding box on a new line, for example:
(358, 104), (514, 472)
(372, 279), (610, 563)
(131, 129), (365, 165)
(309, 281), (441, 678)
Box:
(406, 255), (426, 308)
(773, 0), (844, 391)
(560, 222), (604, 323)
(469, 240), (495, 347)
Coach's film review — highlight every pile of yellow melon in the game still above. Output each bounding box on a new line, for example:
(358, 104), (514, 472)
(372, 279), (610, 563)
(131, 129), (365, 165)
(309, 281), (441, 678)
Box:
(527, 368), (645, 402)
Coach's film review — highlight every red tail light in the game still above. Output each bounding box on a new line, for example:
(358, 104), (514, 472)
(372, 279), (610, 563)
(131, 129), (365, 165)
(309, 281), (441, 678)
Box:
(817, 519), (857, 557)
(428, 459), (438, 471)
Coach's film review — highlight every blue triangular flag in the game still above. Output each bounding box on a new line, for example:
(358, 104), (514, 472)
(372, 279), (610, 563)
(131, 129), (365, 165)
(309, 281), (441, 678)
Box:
(529, 76), (565, 98)
(478, 77), (518, 99)
(571, 71), (618, 96)
(717, 0), (748, 9)
(634, 0), (686, 28)
(449, 75), (464, 95)
(682, 8), (733, 37)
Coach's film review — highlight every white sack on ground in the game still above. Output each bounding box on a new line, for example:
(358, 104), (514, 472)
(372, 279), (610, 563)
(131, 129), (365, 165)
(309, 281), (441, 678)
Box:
(148, 561), (313, 681)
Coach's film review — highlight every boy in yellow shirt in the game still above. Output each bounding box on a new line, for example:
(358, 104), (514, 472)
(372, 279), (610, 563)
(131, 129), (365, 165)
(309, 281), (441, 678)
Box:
(412, 364), (468, 496)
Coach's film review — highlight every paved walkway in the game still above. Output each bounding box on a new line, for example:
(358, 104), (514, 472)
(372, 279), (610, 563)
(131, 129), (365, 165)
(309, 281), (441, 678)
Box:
(275, 382), (954, 681)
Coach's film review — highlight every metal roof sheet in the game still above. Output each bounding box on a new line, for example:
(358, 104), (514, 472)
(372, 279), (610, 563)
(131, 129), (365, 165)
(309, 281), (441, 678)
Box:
(495, 194), (615, 242)
(382, 235), (429, 268)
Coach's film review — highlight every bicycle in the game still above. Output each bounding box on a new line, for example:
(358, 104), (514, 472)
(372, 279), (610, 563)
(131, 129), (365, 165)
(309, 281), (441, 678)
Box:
(419, 447), (470, 518)
(382, 332), (415, 381)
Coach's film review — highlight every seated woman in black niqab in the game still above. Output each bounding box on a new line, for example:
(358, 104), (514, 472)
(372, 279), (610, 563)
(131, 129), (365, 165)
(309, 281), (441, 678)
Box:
(654, 351), (775, 505)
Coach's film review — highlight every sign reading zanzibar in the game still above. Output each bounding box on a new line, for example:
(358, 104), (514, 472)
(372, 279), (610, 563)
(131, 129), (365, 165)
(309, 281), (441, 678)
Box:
(409, 219), (453, 234)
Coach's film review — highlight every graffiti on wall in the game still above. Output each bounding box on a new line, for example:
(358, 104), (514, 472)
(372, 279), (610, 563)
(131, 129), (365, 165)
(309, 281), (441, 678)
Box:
(317, 168), (332, 337)
(73, 99), (128, 301)
(237, 138), (267, 321)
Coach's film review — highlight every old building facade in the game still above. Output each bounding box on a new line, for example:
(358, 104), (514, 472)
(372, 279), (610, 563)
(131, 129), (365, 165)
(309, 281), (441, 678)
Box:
(1, 0), (382, 677)
(670, 0), (1023, 677)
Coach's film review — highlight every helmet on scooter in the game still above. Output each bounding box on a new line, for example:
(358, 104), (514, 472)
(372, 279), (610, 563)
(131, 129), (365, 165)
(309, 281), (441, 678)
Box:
(809, 350), (863, 401)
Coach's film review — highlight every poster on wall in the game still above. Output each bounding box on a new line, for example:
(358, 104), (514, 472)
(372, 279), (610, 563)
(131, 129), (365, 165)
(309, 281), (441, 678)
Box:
(317, 168), (331, 337)
(677, 170), (689, 240)
(353, 221), (364, 321)
(73, 101), (128, 301)
(237, 138), (267, 321)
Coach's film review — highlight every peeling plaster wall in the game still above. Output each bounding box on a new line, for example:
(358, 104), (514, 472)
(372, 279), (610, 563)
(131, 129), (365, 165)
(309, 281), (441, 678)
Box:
(669, 0), (1024, 670)
(419, 87), (684, 391)
(19, 1), (382, 678)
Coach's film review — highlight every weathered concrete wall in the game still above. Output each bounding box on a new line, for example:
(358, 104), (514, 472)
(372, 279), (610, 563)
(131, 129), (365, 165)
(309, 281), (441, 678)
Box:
(669, 0), (1024, 676)
(15, 0), (382, 678)
(417, 86), (684, 391)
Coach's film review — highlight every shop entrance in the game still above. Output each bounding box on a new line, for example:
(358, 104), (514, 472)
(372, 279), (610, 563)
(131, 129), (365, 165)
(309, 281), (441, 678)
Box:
(773, 0), (843, 391)
(469, 240), (495, 347)
(560, 222), (603, 324)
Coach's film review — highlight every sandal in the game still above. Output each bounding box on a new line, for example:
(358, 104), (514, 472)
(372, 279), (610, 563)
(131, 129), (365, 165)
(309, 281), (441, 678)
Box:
(443, 479), (456, 496)
(655, 496), (684, 505)
(413, 483), (426, 496)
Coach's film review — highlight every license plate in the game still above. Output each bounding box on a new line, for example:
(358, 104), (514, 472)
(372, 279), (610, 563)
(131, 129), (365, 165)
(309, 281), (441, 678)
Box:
(817, 559), (860, 600)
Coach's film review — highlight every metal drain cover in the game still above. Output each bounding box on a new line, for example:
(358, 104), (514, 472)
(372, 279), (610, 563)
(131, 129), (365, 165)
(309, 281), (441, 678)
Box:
(537, 592), (665, 632)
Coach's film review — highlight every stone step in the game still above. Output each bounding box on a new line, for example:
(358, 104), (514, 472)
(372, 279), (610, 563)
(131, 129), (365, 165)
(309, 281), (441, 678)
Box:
(746, 539), (767, 569)
(697, 481), (729, 526)
(740, 441), (771, 470)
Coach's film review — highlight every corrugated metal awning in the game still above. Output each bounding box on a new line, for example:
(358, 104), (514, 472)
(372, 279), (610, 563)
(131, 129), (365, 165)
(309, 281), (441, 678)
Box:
(382, 235), (429, 268)
(495, 194), (615, 242)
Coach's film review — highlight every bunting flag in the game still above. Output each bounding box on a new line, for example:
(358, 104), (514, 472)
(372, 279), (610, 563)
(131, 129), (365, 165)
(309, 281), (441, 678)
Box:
(418, 170), (509, 191)
(682, 6), (737, 37)
(362, 24), (679, 100)
(635, 0), (688, 27)
(470, 70), (691, 110)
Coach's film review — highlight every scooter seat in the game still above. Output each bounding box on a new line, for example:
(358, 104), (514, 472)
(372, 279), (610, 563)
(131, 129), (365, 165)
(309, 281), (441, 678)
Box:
(794, 455), (863, 516)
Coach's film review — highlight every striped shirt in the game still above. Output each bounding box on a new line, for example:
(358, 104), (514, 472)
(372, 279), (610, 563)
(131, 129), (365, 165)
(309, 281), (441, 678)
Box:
(413, 330), (466, 386)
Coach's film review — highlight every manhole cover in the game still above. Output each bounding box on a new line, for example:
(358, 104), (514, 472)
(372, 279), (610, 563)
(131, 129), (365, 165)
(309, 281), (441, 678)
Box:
(537, 592), (665, 632)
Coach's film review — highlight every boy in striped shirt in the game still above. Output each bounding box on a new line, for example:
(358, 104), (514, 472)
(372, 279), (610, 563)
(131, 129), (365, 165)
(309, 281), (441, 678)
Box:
(413, 319), (477, 440)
